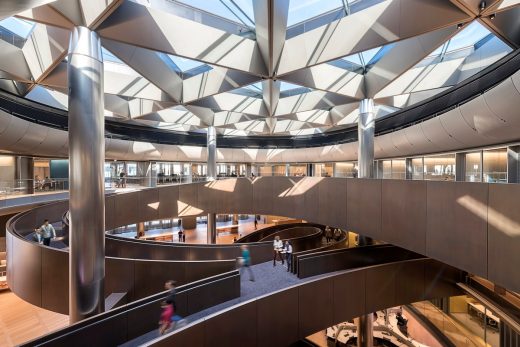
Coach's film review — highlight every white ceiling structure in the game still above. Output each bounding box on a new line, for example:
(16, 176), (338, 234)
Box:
(0, 0), (518, 138)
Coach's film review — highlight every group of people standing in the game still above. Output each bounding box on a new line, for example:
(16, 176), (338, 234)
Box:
(273, 236), (293, 271)
(324, 226), (342, 243)
(34, 219), (56, 246)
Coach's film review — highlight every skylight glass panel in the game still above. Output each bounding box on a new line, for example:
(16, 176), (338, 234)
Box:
(102, 47), (124, 64)
(446, 21), (491, 53)
(341, 53), (362, 66)
(280, 81), (303, 92)
(176, 0), (255, 27)
(168, 55), (206, 72)
(287, 0), (343, 26)
(361, 47), (382, 65)
(244, 82), (262, 93)
(0, 17), (35, 38)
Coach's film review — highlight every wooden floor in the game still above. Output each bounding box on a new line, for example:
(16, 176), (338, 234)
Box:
(0, 291), (68, 346)
(117, 218), (273, 245)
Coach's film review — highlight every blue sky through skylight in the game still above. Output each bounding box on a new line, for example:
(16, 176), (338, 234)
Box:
(0, 17), (35, 38)
(429, 21), (492, 57)
(168, 55), (206, 72)
(177, 0), (254, 27)
(287, 0), (343, 26)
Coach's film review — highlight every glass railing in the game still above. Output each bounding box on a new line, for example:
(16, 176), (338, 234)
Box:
(411, 301), (489, 347)
(0, 176), (210, 200)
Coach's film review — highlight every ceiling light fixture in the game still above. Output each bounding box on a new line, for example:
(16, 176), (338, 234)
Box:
(490, 13), (496, 20)
(479, 1), (486, 11)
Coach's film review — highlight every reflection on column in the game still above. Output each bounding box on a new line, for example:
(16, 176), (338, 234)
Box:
(357, 99), (374, 179)
(207, 212), (216, 244)
(68, 26), (105, 323)
(207, 126), (217, 181)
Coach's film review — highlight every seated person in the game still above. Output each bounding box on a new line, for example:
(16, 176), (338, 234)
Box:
(42, 176), (53, 190)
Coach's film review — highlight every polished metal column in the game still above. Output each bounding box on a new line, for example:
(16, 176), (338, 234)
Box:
(207, 212), (216, 244)
(68, 26), (105, 323)
(207, 125), (217, 243)
(356, 315), (373, 347)
(357, 99), (375, 345)
(207, 126), (217, 181)
(358, 99), (375, 179)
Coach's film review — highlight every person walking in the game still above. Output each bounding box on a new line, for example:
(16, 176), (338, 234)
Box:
(284, 240), (293, 272)
(119, 171), (126, 188)
(240, 245), (255, 281)
(324, 226), (332, 243)
(158, 301), (173, 335)
(38, 219), (56, 246)
(254, 217), (258, 230)
(273, 236), (284, 266)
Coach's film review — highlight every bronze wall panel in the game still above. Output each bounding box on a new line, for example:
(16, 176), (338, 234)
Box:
(298, 277), (334, 338)
(423, 261), (463, 300)
(183, 260), (235, 284)
(105, 257), (135, 301)
(228, 178), (253, 214)
(252, 177), (274, 215)
(186, 274), (239, 315)
(365, 265), (396, 313)
(303, 177), (321, 224)
(318, 178), (347, 228)
(105, 195), (116, 230)
(346, 179), (382, 239)
(178, 183), (200, 217)
(12, 236), (42, 307)
(394, 261), (425, 306)
(273, 176), (302, 219)
(333, 270), (366, 323)
(382, 180), (426, 253)
(13, 209), (38, 233)
(197, 180), (219, 213)
(203, 302), (257, 347)
(426, 181), (488, 277)
(114, 192), (140, 227)
(158, 185), (179, 219)
(133, 261), (186, 299)
(487, 184), (520, 292)
(257, 287), (299, 347)
(138, 188), (159, 222)
(187, 246), (238, 261)
(41, 249), (68, 314)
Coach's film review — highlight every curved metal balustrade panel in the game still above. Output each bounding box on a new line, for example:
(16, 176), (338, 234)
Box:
(105, 225), (323, 264)
(296, 244), (424, 278)
(0, 49), (518, 149)
(6, 200), (236, 314)
(147, 259), (463, 347)
(20, 271), (241, 347)
(7, 177), (520, 315)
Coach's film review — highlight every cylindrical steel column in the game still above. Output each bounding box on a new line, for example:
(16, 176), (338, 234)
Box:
(358, 99), (375, 179)
(207, 212), (216, 244)
(68, 26), (105, 323)
(357, 99), (375, 344)
(356, 314), (373, 347)
(207, 126), (217, 181)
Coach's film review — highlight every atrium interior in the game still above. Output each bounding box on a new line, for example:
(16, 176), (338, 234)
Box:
(0, 0), (520, 346)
